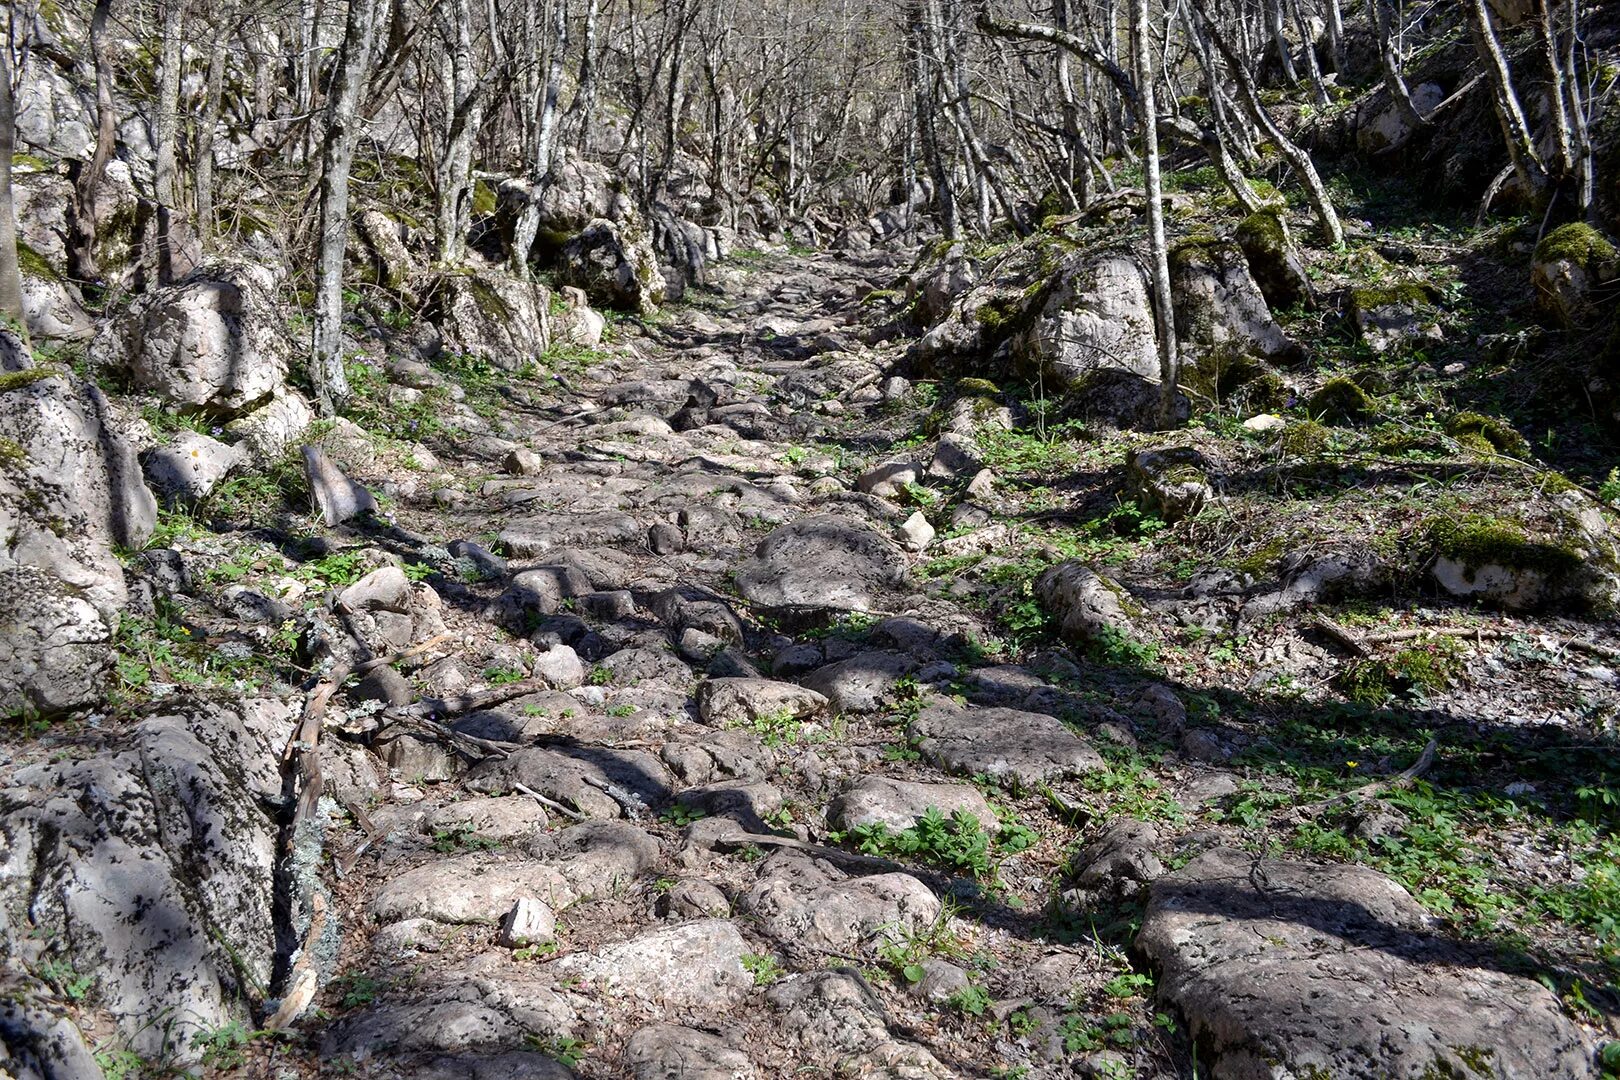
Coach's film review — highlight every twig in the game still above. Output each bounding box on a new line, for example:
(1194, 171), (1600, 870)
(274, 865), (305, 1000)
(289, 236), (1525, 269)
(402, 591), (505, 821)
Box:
(1298, 738), (1439, 815)
(408, 716), (517, 759)
(1314, 619), (1620, 666)
(390, 676), (554, 719)
(512, 781), (588, 821)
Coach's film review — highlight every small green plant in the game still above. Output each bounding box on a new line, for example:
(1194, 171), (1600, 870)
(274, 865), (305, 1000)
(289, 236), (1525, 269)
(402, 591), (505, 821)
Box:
(192, 1020), (261, 1071)
(332, 973), (383, 1009)
(37, 958), (94, 1001)
(524, 1033), (587, 1067)
(484, 665), (527, 685)
(512, 941), (559, 961)
(92, 1049), (150, 1080)
(844, 807), (995, 879)
(431, 823), (501, 853)
(606, 703), (637, 717)
(587, 665), (612, 686)
(947, 983), (992, 1016)
(661, 804), (708, 827)
(742, 952), (786, 986)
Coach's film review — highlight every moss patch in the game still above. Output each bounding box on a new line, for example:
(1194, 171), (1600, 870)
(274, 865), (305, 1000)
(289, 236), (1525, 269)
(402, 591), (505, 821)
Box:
(1341, 637), (1464, 704)
(0, 437), (26, 472)
(1534, 222), (1617, 269)
(1426, 514), (1582, 576)
(1445, 412), (1530, 459)
(16, 242), (59, 283)
(1279, 419), (1329, 457)
(1308, 377), (1373, 424)
(0, 367), (61, 394)
(1235, 212), (1287, 259)
(1350, 283), (1433, 312)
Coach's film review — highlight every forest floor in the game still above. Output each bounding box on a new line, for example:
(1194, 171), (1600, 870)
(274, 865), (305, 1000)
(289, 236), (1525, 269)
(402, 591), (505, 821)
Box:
(12, 214), (1620, 1078)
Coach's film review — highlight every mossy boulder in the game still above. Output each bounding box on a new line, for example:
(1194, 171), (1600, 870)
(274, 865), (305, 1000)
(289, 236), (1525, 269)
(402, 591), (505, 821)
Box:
(1170, 235), (1301, 369)
(1234, 212), (1314, 311)
(1348, 282), (1442, 355)
(1126, 446), (1212, 523)
(1532, 223), (1619, 328)
(1445, 412), (1530, 459)
(1426, 504), (1619, 613)
(1307, 377), (1373, 424)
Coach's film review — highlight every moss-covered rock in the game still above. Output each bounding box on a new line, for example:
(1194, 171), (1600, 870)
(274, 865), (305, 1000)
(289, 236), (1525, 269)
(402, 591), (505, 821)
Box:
(1307, 377), (1373, 424)
(1278, 419), (1329, 457)
(1348, 282), (1442, 355)
(1532, 222), (1619, 327)
(1234, 211), (1314, 311)
(1425, 507), (1619, 613)
(1126, 446), (1212, 524)
(955, 377), (1001, 397)
(1445, 412), (1530, 459)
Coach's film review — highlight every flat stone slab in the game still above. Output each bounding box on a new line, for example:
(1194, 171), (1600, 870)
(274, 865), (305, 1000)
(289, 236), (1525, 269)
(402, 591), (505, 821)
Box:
(907, 702), (1103, 787)
(1136, 848), (1600, 1080)
(732, 516), (907, 613)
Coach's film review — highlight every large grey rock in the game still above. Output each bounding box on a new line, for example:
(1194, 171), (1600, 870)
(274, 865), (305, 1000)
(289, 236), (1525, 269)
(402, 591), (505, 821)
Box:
(828, 776), (999, 834)
(0, 361), (157, 713)
(558, 216), (667, 315)
(1137, 849), (1600, 1079)
(1037, 561), (1139, 649)
(0, 993), (104, 1080)
(12, 54), (93, 159)
(1060, 819), (1164, 909)
(371, 855), (575, 924)
(626, 1024), (757, 1080)
(1125, 446), (1212, 524)
(908, 702), (1104, 787)
(1014, 252), (1158, 389)
(19, 269), (93, 342)
(0, 701), (370, 1060)
(696, 678), (829, 726)
(733, 516), (908, 614)
(1170, 237), (1298, 364)
(740, 854), (941, 953)
(428, 269), (552, 371)
(552, 920), (752, 1009)
(766, 971), (951, 1077)
(518, 151), (629, 239)
(93, 261), (288, 414)
(466, 746), (673, 820)
(141, 431), (245, 504)
(801, 650), (916, 713)
(225, 388), (314, 464)
(1234, 211), (1316, 311)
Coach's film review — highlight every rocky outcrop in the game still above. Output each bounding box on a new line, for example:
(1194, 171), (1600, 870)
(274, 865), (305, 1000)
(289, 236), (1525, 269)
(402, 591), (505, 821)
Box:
(1169, 235), (1299, 366)
(1532, 223), (1618, 328)
(0, 354), (157, 714)
(92, 261), (290, 414)
(1138, 849), (1600, 1079)
(426, 269), (552, 371)
(1015, 252), (1159, 389)
(557, 217), (668, 315)
(732, 517), (908, 615)
(0, 700), (379, 1062)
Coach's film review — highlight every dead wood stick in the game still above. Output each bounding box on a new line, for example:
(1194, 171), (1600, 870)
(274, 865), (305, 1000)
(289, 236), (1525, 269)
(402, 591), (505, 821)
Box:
(390, 676), (554, 719)
(1299, 738), (1439, 815)
(512, 781), (588, 821)
(409, 715), (517, 759)
(709, 827), (902, 874)
(1316, 620), (1620, 666)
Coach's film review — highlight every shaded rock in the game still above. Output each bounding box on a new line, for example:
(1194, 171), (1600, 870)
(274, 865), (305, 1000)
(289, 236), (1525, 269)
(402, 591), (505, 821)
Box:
(225, 388), (314, 464)
(626, 1024), (756, 1080)
(662, 878), (732, 920)
(1137, 849), (1600, 1080)
(302, 444), (377, 526)
(141, 431), (245, 505)
(467, 746), (673, 820)
(696, 678), (829, 726)
(92, 261), (287, 414)
(733, 516), (908, 614)
(1061, 820), (1163, 908)
(1125, 446), (1211, 524)
(1349, 284), (1442, 355)
(351, 665), (413, 707)
(801, 650), (916, 713)
(855, 461), (920, 498)
(531, 820), (659, 900)
(358, 210), (416, 291)
(1037, 561), (1139, 649)
(553, 920), (751, 1009)
(908, 702), (1103, 787)
(0, 362), (157, 713)
(927, 433), (982, 479)
(1234, 211), (1315, 311)
(551, 286), (607, 347)
(1170, 235), (1299, 364)
(828, 776), (999, 834)
(1532, 223), (1619, 328)
(558, 217), (667, 315)
(427, 797), (549, 842)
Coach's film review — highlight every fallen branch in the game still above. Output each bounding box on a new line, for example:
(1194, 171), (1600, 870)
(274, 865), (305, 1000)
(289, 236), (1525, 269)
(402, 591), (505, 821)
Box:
(1298, 738), (1439, 815)
(390, 676), (554, 719)
(513, 781), (588, 821)
(1316, 618), (1620, 666)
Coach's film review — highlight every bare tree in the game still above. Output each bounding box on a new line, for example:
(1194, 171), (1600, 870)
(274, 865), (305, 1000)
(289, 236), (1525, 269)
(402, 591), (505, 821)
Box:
(311, 0), (385, 415)
(0, 37), (25, 334)
(1130, 0), (1177, 428)
(152, 0), (188, 285)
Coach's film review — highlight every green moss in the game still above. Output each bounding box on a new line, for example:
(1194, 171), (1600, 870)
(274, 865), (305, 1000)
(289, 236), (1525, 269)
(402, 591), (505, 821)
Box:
(1444, 412), (1529, 458)
(15, 242), (59, 283)
(11, 152), (52, 171)
(0, 437), (26, 471)
(1168, 231), (1223, 272)
(973, 294), (1024, 336)
(1233, 538), (1287, 577)
(1534, 222), (1617, 268)
(1308, 376), (1373, 424)
(1426, 514), (1582, 576)
(956, 377), (1001, 397)
(1235, 212), (1287, 258)
(472, 179), (498, 217)
(1539, 472), (1578, 495)
(0, 367), (61, 394)
(1350, 282), (1433, 312)
(1341, 637), (1464, 704)
(1279, 419), (1329, 457)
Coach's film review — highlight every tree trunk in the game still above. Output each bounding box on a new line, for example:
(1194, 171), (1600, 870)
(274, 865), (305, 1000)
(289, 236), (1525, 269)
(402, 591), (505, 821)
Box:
(0, 41), (26, 335)
(1564, 0), (1593, 214)
(561, 0), (601, 151)
(1374, 0), (1429, 132)
(1290, 0), (1329, 107)
(910, 1), (958, 241)
(1537, 0), (1573, 183)
(1466, 0), (1546, 199)
(69, 0), (117, 282)
(1194, 0), (1343, 245)
(195, 29), (229, 249)
(1267, 0), (1297, 86)
(311, 0), (383, 416)
(511, 0), (570, 278)
(1130, 0), (1177, 429)
(1325, 0), (1345, 73)
(153, 0), (187, 286)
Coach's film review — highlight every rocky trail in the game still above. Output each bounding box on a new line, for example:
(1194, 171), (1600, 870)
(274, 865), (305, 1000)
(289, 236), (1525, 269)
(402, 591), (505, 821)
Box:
(4, 239), (1615, 1080)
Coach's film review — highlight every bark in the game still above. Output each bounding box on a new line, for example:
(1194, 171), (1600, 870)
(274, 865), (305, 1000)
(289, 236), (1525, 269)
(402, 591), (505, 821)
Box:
(153, 0), (187, 286)
(561, 0), (602, 150)
(1564, 0), (1593, 214)
(69, 0), (117, 281)
(0, 40), (25, 333)
(511, 0), (570, 278)
(195, 28), (229, 248)
(311, 0), (383, 416)
(1324, 0), (1345, 73)
(1130, 0), (1177, 429)
(910, 1), (958, 241)
(1267, 0), (1297, 86)
(1537, 0), (1573, 183)
(1193, 0), (1343, 246)
(1373, 0), (1428, 132)
(1466, 0), (1546, 198)
(1289, 0), (1329, 107)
